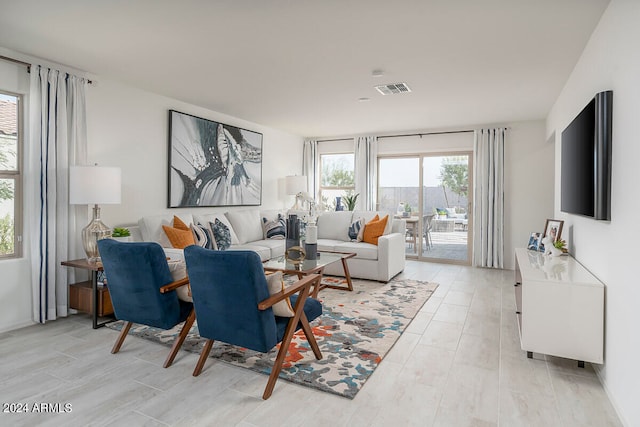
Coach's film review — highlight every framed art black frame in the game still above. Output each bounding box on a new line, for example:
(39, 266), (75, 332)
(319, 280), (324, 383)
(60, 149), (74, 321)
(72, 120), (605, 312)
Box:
(168, 110), (263, 208)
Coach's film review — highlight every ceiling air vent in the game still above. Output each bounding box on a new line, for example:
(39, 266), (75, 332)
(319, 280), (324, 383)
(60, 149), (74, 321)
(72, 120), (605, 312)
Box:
(374, 82), (412, 95)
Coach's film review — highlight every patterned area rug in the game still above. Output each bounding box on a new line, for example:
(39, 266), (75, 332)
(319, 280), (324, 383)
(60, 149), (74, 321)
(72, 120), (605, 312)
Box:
(106, 276), (438, 399)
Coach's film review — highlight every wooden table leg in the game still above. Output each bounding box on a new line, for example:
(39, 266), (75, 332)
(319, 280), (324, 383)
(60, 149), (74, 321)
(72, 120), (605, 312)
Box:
(311, 269), (325, 299)
(320, 258), (354, 293)
(341, 258), (354, 292)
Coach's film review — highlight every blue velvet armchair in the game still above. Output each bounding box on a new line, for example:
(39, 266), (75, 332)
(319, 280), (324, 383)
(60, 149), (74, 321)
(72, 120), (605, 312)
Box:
(97, 239), (195, 368)
(183, 246), (323, 399)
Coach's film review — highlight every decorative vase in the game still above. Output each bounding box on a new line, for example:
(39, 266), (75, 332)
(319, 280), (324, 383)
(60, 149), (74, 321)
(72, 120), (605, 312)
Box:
(305, 225), (317, 260)
(335, 196), (344, 211)
(550, 246), (563, 257)
(286, 214), (301, 251)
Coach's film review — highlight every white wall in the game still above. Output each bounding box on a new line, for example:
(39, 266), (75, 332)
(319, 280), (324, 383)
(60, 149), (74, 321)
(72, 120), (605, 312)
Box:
(0, 56), (304, 333)
(546, 1), (640, 425)
(86, 78), (304, 228)
(317, 123), (551, 270)
(504, 121), (554, 269)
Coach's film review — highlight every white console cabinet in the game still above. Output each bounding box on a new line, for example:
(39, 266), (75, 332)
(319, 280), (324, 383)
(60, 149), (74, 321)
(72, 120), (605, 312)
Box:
(514, 248), (604, 365)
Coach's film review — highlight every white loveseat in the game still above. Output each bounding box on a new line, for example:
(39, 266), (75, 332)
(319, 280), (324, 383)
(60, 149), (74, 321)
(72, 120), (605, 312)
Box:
(314, 210), (405, 282)
(128, 208), (405, 282)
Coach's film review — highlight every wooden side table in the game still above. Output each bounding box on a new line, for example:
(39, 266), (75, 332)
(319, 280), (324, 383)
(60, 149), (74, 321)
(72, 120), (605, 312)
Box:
(61, 258), (115, 329)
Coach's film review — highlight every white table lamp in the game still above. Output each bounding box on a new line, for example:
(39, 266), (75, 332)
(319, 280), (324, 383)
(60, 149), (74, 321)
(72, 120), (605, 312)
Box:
(70, 165), (122, 262)
(285, 175), (307, 210)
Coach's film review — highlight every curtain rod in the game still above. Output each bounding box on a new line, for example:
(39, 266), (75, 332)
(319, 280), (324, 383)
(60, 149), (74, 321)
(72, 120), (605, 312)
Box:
(0, 55), (29, 68)
(0, 55), (93, 85)
(317, 129), (475, 143)
(378, 129), (474, 139)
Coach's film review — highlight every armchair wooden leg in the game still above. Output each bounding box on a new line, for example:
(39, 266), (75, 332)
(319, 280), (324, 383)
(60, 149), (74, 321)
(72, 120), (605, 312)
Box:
(193, 339), (214, 376)
(164, 309), (196, 368)
(263, 286), (310, 399)
(299, 313), (322, 360)
(111, 321), (132, 354)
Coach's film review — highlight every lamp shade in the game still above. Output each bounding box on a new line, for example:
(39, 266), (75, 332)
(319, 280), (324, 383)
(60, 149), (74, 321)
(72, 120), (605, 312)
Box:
(285, 175), (307, 195)
(69, 166), (122, 205)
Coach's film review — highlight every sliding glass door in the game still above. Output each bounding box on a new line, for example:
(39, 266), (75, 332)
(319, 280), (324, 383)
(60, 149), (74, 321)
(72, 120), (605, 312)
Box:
(378, 153), (472, 264)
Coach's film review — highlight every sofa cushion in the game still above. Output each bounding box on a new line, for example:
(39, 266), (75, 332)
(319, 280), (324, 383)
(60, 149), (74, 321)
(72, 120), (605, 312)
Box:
(363, 214), (388, 245)
(139, 213), (194, 248)
(333, 241), (379, 260)
(316, 239), (343, 252)
(251, 239), (285, 259)
(210, 219), (232, 250)
(193, 213), (239, 245)
(317, 211), (353, 241)
(226, 209), (263, 244)
(228, 244), (271, 261)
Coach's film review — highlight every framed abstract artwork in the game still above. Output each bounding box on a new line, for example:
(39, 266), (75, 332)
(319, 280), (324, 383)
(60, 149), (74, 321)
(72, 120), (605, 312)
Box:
(168, 110), (263, 208)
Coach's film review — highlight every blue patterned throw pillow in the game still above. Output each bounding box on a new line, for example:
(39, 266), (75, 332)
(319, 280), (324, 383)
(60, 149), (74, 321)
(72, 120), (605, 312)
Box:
(348, 218), (364, 242)
(210, 219), (231, 250)
(262, 214), (286, 239)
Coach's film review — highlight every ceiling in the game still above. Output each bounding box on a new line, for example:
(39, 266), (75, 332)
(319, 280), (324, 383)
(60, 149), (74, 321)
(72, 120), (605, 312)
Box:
(0, 0), (609, 137)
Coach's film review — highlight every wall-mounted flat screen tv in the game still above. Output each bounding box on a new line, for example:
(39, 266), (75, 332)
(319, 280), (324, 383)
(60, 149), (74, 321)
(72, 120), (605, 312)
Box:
(560, 90), (612, 220)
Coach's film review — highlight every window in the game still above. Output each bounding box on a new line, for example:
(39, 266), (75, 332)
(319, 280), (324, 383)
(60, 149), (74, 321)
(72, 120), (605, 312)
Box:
(0, 92), (22, 258)
(319, 153), (354, 211)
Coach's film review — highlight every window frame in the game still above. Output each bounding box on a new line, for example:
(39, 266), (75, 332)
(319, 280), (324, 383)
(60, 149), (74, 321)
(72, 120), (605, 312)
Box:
(0, 90), (23, 259)
(318, 152), (355, 210)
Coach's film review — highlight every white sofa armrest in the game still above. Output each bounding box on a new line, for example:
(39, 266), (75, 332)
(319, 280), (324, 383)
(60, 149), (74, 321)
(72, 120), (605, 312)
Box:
(376, 232), (405, 281)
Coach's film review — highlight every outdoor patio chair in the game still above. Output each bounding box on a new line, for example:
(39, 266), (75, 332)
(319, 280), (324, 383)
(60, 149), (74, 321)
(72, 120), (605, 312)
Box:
(97, 239), (195, 368)
(423, 214), (435, 250)
(183, 246), (323, 399)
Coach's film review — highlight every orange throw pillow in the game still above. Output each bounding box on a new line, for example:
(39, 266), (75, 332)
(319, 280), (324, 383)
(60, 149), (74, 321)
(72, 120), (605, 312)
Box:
(363, 214), (389, 245)
(172, 216), (190, 231)
(162, 216), (195, 248)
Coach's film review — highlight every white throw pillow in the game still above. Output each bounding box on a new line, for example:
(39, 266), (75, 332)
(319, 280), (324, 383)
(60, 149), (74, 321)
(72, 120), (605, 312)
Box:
(265, 271), (295, 317)
(167, 259), (191, 302)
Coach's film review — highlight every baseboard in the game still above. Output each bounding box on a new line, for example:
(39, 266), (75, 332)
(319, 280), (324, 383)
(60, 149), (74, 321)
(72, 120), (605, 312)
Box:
(0, 319), (37, 334)
(593, 364), (629, 427)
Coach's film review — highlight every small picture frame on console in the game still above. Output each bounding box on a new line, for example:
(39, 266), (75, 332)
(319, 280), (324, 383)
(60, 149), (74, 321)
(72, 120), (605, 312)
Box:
(543, 219), (564, 242)
(527, 232), (542, 251)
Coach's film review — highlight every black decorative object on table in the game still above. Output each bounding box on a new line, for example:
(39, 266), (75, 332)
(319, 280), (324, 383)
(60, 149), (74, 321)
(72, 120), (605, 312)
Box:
(286, 214), (301, 251)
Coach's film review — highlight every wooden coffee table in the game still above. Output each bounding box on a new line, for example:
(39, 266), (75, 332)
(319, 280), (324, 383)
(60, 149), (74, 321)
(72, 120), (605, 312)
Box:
(263, 250), (356, 298)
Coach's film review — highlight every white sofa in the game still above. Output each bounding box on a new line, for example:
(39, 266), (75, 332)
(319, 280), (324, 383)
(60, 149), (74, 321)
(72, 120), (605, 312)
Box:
(314, 210), (405, 282)
(128, 208), (405, 282)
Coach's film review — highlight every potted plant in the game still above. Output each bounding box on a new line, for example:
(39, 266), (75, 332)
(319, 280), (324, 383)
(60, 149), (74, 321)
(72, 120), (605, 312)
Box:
(553, 239), (568, 255)
(111, 227), (131, 242)
(403, 203), (412, 217)
(342, 192), (359, 211)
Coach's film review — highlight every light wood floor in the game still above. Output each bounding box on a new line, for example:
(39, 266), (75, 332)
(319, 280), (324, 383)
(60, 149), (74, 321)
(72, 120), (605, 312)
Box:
(0, 261), (622, 426)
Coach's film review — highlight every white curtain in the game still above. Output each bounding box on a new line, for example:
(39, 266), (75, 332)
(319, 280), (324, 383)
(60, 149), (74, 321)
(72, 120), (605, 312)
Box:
(473, 128), (505, 268)
(302, 139), (318, 199)
(354, 136), (377, 210)
(28, 65), (88, 323)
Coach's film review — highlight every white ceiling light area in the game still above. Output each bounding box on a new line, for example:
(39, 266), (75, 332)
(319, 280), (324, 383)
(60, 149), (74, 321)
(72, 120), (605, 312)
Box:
(0, 0), (610, 137)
